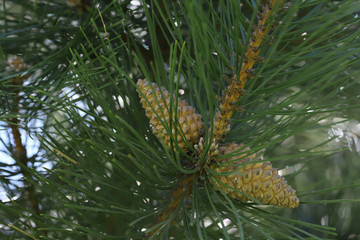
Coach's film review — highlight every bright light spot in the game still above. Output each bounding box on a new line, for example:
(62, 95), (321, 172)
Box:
(0, 193), (20, 202)
(228, 227), (237, 234)
(203, 217), (212, 227)
(105, 169), (112, 178)
(50, 210), (59, 217)
(115, 95), (130, 109)
(105, 162), (113, 171)
(331, 127), (344, 139)
(139, 30), (147, 37)
(217, 218), (231, 229)
(136, 181), (141, 186)
(0, 224), (9, 231)
(279, 164), (302, 176)
(95, 186), (101, 191)
(96, 105), (104, 114)
(131, 0), (142, 6)
(141, 228), (147, 232)
(42, 162), (54, 172)
(320, 215), (329, 226)
(179, 89), (185, 95)
(29, 220), (36, 227)
(301, 32), (307, 36)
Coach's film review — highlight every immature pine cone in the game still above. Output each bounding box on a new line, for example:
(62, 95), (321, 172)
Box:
(210, 143), (299, 208)
(137, 79), (204, 151)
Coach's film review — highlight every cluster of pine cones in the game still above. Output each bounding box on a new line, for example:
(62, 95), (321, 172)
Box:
(136, 79), (299, 208)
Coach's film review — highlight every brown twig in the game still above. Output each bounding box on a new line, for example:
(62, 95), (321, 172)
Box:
(211, 0), (283, 145)
(8, 58), (28, 167)
(6, 58), (44, 233)
(148, 174), (194, 238)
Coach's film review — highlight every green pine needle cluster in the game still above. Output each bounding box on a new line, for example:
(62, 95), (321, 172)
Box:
(1, 0), (360, 239)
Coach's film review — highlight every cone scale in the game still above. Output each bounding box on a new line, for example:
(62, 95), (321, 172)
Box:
(210, 143), (299, 208)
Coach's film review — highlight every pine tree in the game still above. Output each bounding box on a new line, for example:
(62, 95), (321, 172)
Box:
(1, 0), (360, 239)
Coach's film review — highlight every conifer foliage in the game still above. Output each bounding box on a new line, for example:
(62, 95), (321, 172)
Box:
(1, 0), (360, 239)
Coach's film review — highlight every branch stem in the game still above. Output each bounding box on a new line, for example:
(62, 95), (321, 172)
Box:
(212, 0), (283, 145)
(148, 174), (194, 238)
(6, 57), (44, 235)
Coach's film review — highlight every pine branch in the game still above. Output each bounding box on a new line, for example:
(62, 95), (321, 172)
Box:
(148, 174), (194, 238)
(5, 58), (45, 236)
(2, 0), (360, 239)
